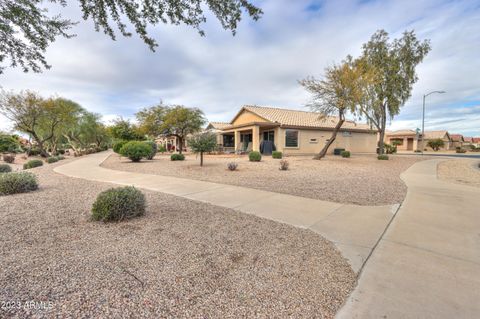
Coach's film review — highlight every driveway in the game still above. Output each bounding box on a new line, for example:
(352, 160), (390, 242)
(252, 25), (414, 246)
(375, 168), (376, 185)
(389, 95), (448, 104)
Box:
(337, 159), (480, 318)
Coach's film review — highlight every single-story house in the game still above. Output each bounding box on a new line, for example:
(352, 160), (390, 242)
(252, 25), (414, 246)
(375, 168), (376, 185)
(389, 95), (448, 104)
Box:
(210, 105), (378, 155)
(450, 134), (465, 149)
(384, 130), (420, 151)
(472, 137), (480, 148)
(205, 122), (231, 146)
(463, 137), (473, 148)
(421, 130), (452, 151)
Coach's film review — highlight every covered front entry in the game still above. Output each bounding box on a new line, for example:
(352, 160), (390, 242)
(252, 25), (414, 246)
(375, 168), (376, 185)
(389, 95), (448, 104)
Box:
(221, 123), (279, 154)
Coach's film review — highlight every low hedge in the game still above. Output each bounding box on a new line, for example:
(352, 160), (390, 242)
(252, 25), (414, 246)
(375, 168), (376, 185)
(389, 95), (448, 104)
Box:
(249, 151), (261, 162)
(23, 159), (43, 169)
(341, 150), (351, 158)
(46, 157), (59, 164)
(0, 164), (12, 173)
(0, 172), (38, 195)
(119, 141), (152, 162)
(113, 140), (128, 154)
(171, 153), (185, 161)
(272, 151), (282, 159)
(91, 186), (145, 222)
(377, 154), (389, 160)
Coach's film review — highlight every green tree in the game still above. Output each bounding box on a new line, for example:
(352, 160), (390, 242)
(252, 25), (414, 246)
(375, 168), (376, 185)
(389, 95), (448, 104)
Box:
(0, 0), (262, 74)
(187, 132), (217, 166)
(0, 132), (20, 153)
(359, 30), (431, 155)
(136, 104), (167, 138)
(160, 106), (205, 154)
(107, 118), (144, 141)
(64, 110), (110, 153)
(0, 91), (78, 157)
(299, 57), (376, 159)
(427, 139), (444, 151)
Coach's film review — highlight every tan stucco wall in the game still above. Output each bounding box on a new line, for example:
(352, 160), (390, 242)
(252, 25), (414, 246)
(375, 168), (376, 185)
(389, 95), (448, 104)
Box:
(232, 110), (269, 126)
(275, 128), (377, 155)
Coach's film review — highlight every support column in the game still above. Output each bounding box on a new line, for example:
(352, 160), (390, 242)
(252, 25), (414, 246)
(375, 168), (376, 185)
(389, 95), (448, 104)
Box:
(252, 126), (260, 152)
(234, 130), (241, 152)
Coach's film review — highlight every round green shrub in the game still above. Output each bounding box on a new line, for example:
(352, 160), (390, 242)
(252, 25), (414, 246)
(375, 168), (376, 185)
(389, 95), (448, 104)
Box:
(144, 141), (157, 160)
(113, 140), (128, 154)
(272, 151), (283, 159)
(377, 154), (389, 160)
(26, 148), (41, 156)
(341, 150), (351, 158)
(91, 186), (145, 222)
(158, 145), (167, 153)
(46, 157), (59, 164)
(170, 153), (185, 161)
(56, 155), (65, 160)
(249, 151), (262, 162)
(0, 172), (38, 195)
(23, 159), (43, 169)
(0, 164), (12, 173)
(119, 141), (152, 162)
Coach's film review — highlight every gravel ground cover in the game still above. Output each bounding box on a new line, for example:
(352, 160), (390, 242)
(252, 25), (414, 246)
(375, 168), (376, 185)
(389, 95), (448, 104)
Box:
(0, 159), (355, 318)
(438, 159), (480, 188)
(101, 153), (426, 205)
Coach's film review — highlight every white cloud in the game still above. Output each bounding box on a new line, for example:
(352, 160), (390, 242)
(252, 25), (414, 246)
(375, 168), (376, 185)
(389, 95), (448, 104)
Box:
(1, 0), (479, 136)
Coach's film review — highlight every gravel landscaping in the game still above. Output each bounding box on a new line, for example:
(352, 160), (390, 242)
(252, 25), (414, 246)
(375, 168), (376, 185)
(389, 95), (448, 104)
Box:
(438, 159), (480, 188)
(0, 160), (355, 318)
(101, 153), (426, 205)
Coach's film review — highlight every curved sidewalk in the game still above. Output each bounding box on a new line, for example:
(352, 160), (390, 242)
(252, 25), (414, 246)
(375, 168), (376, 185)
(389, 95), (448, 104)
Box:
(54, 151), (397, 273)
(337, 159), (480, 318)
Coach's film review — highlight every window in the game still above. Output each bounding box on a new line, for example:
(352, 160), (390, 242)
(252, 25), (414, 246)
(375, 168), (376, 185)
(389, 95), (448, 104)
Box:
(342, 131), (352, 137)
(263, 130), (274, 142)
(223, 135), (234, 147)
(285, 130), (299, 147)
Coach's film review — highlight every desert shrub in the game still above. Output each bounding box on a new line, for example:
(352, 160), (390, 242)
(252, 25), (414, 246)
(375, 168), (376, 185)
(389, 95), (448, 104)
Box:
(3, 154), (15, 163)
(384, 143), (397, 154)
(46, 157), (59, 163)
(158, 145), (167, 153)
(378, 154), (389, 160)
(341, 150), (351, 158)
(0, 164), (12, 173)
(119, 141), (151, 162)
(170, 153), (185, 161)
(113, 140), (128, 154)
(249, 151), (261, 162)
(272, 151), (282, 159)
(26, 148), (41, 156)
(144, 141), (157, 160)
(56, 155), (65, 160)
(0, 172), (38, 195)
(0, 133), (20, 153)
(23, 159), (43, 169)
(456, 148), (466, 153)
(427, 139), (445, 151)
(227, 162), (238, 171)
(91, 186), (145, 222)
(279, 159), (289, 170)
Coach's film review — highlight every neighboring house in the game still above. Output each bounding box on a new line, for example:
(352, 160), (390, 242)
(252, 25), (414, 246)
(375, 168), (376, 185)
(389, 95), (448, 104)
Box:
(421, 130), (452, 151)
(209, 105), (377, 155)
(155, 136), (189, 152)
(472, 137), (480, 148)
(450, 134), (465, 149)
(463, 137), (473, 148)
(384, 130), (420, 151)
(205, 122), (231, 147)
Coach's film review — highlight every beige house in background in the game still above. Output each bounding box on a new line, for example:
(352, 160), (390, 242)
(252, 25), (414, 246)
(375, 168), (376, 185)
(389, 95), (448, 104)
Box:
(210, 105), (377, 155)
(384, 130), (420, 151)
(422, 130), (452, 151)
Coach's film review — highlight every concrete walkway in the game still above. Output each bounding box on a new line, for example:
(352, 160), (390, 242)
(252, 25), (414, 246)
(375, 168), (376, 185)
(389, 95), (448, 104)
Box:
(337, 159), (480, 318)
(54, 151), (397, 273)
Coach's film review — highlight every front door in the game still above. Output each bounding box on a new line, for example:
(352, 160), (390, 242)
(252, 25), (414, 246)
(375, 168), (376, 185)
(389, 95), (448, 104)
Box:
(263, 130), (274, 144)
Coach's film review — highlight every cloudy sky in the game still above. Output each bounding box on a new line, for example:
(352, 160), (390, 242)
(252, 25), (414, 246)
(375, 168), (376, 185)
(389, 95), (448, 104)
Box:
(1, 0), (479, 136)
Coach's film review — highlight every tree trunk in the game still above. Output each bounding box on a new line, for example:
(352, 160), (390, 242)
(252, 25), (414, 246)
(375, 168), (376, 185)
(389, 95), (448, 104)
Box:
(378, 109), (387, 155)
(200, 151), (203, 166)
(30, 133), (49, 158)
(178, 137), (183, 154)
(314, 113), (345, 160)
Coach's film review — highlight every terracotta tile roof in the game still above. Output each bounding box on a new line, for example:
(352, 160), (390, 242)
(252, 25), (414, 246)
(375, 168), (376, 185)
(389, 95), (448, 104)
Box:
(386, 130), (417, 136)
(423, 130), (449, 140)
(450, 134), (464, 142)
(472, 137), (480, 143)
(207, 122), (230, 130)
(464, 137), (473, 143)
(238, 105), (374, 131)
